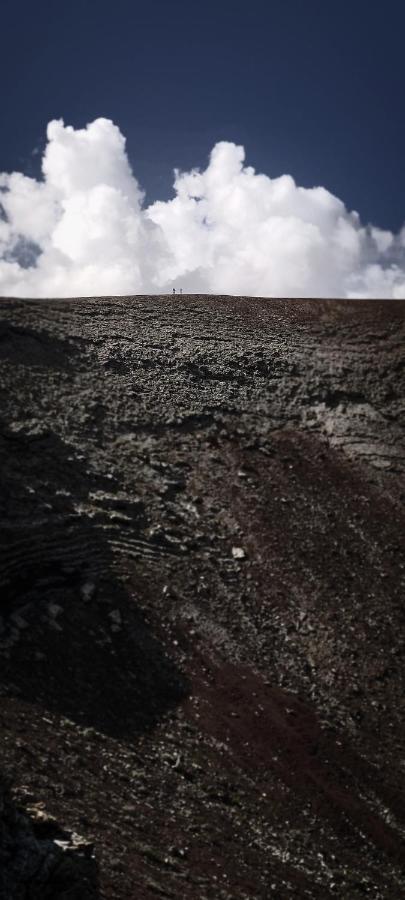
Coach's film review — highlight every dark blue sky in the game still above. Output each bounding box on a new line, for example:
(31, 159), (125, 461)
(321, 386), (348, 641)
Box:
(2, 0), (404, 231)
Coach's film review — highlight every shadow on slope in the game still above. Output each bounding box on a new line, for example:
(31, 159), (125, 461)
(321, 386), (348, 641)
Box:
(0, 424), (188, 739)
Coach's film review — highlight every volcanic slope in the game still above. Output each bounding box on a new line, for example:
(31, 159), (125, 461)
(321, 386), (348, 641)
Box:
(0, 294), (405, 899)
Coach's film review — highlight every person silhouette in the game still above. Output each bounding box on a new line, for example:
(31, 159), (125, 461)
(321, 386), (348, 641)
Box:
(173, 287), (176, 295)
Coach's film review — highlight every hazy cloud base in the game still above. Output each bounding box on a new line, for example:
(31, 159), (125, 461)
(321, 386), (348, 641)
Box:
(1, 118), (404, 298)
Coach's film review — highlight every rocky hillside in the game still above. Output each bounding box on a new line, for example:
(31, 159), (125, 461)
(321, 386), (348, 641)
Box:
(0, 294), (404, 899)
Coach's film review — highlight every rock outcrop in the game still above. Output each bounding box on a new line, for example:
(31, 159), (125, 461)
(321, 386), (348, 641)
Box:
(0, 773), (97, 899)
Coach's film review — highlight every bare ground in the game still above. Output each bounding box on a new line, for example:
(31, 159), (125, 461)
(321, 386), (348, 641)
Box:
(0, 295), (404, 898)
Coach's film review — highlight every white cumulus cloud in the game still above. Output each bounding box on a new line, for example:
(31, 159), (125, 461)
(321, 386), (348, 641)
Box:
(0, 117), (404, 298)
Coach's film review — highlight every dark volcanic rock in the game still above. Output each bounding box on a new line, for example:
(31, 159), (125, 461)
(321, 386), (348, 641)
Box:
(0, 294), (404, 899)
(0, 773), (97, 899)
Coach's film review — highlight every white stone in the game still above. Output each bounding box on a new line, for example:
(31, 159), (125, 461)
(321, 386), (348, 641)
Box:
(232, 546), (246, 560)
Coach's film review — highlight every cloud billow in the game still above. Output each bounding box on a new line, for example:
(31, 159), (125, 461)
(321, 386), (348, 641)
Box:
(0, 117), (404, 298)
